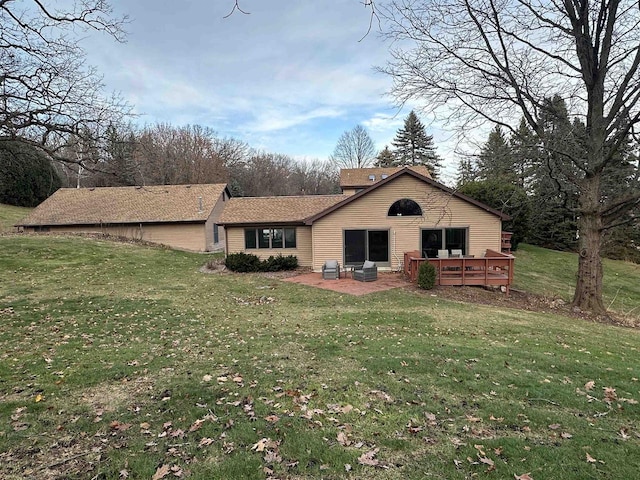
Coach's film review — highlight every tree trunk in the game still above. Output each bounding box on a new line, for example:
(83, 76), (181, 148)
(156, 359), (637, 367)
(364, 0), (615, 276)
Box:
(572, 175), (606, 313)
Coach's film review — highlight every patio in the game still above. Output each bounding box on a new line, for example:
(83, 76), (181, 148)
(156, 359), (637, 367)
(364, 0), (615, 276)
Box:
(282, 271), (407, 296)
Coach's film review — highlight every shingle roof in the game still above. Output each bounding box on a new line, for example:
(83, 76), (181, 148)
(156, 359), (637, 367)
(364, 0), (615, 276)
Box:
(218, 194), (346, 225)
(340, 166), (432, 188)
(17, 184), (228, 226)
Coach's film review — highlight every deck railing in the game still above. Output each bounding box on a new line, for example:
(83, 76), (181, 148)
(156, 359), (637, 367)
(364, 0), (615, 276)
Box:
(403, 249), (514, 294)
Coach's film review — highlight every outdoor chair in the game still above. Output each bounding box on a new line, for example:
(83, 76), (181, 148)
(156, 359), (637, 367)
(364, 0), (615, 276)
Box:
(322, 259), (340, 280)
(450, 249), (463, 258)
(437, 249), (449, 258)
(351, 260), (378, 282)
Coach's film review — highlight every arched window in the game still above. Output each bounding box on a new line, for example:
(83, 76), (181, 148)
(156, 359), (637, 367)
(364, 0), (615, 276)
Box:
(388, 198), (422, 216)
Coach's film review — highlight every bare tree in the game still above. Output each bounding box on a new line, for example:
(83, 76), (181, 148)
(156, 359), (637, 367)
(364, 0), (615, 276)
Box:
(380, 0), (640, 314)
(0, 0), (130, 164)
(330, 125), (376, 168)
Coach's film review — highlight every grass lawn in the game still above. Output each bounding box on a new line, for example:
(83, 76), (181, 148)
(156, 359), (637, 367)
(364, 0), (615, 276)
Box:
(0, 235), (639, 479)
(0, 203), (32, 233)
(514, 244), (640, 317)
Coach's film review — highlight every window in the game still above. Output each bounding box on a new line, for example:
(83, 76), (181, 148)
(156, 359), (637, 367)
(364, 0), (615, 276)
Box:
(388, 199), (422, 216)
(244, 227), (297, 249)
(344, 229), (389, 266)
(213, 224), (219, 244)
(421, 228), (468, 258)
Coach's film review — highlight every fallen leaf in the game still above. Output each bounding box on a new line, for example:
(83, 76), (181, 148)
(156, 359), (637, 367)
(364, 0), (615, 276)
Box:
(189, 419), (205, 432)
(548, 424), (561, 430)
(202, 374), (212, 382)
(337, 431), (350, 446)
(119, 469), (129, 478)
(479, 455), (494, 466)
(585, 381), (595, 391)
(514, 473), (533, 480)
(199, 437), (214, 447)
(252, 438), (269, 452)
(345, 463), (352, 472)
(561, 432), (573, 439)
(152, 464), (170, 480)
(34, 394), (44, 403)
(264, 415), (280, 423)
(358, 447), (380, 467)
(586, 453), (597, 463)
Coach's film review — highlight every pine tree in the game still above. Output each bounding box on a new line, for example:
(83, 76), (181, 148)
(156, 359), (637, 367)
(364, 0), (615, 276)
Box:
(455, 157), (478, 187)
(374, 146), (395, 167)
(391, 111), (442, 178)
(477, 125), (515, 183)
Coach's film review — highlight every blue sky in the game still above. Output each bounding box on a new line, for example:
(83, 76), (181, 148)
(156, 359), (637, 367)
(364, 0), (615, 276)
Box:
(82, 1), (460, 182)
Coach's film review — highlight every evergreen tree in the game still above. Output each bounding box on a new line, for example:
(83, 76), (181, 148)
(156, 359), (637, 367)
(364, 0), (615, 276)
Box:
(527, 96), (581, 250)
(374, 146), (395, 167)
(391, 111), (442, 177)
(455, 157), (478, 187)
(476, 125), (516, 183)
(459, 179), (530, 250)
(0, 140), (61, 207)
(509, 118), (539, 189)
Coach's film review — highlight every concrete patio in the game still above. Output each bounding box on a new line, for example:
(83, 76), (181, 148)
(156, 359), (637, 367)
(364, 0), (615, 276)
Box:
(281, 271), (408, 296)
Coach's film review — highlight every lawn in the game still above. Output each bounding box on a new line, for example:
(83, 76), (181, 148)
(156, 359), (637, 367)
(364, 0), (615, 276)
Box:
(0, 235), (639, 479)
(0, 203), (32, 233)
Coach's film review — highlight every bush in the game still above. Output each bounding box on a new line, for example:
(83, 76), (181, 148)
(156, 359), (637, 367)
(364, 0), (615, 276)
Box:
(417, 262), (437, 290)
(225, 252), (261, 272)
(225, 253), (298, 272)
(0, 140), (61, 207)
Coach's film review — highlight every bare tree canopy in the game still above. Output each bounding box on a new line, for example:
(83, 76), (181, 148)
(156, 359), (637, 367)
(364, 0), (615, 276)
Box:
(330, 124), (376, 168)
(380, 0), (640, 314)
(0, 0), (130, 160)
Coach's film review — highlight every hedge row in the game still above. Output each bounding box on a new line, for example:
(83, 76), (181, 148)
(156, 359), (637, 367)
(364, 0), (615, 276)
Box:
(224, 252), (298, 272)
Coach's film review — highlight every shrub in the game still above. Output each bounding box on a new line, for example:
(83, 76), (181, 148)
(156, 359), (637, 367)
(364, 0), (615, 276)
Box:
(225, 252), (261, 272)
(225, 253), (298, 272)
(417, 262), (437, 290)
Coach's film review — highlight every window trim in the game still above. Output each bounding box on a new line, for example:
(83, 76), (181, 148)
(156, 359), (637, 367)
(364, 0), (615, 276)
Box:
(244, 227), (297, 249)
(420, 227), (469, 257)
(388, 198), (423, 217)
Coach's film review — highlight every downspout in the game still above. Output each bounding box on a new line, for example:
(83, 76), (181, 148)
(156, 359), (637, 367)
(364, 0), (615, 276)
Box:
(392, 229), (401, 272)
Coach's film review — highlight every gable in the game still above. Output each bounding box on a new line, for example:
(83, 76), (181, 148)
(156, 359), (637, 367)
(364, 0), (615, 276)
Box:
(307, 168), (509, 224)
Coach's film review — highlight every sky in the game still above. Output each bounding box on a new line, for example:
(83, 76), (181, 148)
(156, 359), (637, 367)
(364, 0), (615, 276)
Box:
(82, 0), (462, 183)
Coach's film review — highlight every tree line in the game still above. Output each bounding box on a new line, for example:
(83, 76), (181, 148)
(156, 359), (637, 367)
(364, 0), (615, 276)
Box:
(457, 95), (640, 263)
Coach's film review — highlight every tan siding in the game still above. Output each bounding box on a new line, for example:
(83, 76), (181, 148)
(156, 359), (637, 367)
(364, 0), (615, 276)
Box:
(312, 175), (502, 271)
(226, 226), (313, 267)
(41, 223), (207, 251)
(205, 191), (227, 252)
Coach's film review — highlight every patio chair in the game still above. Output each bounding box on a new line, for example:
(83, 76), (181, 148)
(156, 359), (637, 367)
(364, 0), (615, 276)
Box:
(450, 249), (463, 258)
(322, 259), (340, 280)
(352, 260), (377, 282)
(437, 249), (449, 258)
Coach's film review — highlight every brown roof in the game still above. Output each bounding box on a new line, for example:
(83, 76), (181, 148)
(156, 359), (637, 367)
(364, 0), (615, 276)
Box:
(17, 184), (228, 226)
(218, 194), (346, 225)
(340, 166), (432, 188)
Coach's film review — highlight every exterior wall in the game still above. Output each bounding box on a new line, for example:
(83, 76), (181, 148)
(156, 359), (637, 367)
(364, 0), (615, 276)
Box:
(312, 175), (502, 271)
(36, 223), (208, 251)
(204, 190), (228, 252)
(225, 225), (313, 267)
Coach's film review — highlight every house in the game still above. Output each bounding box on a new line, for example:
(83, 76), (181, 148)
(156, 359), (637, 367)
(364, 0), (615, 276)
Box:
(17, 184), (230, 252)
(219, 167), (509, 271)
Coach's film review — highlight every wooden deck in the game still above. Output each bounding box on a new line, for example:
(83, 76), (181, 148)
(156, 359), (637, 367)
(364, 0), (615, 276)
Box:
(403, 249), (514, 294)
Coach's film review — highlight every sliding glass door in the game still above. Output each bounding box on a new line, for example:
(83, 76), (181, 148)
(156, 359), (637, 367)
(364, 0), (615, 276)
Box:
(421, 228), (468, 257)
(344, 229), (389, 266)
